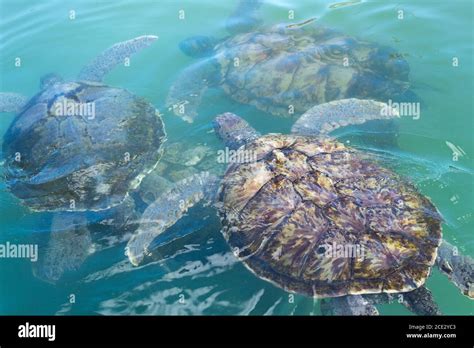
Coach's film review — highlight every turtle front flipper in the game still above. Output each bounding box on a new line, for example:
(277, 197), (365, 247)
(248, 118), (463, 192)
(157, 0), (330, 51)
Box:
(77, 35), (158, 82)
(436, 240), (474, 299)
(320, 295), (379, 316)
(33, 214), (93, 284)
(166, 59), (220, 123)
(0, 92), (28, 113)
(291, 98), (400, 137)
(33, 197), (138, 283)
(125, 172), (219, 266)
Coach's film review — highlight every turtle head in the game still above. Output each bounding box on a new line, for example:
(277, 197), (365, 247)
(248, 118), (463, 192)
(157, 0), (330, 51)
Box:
(350, 43), (411, 99)
(369, 46), (410, 81)
(213, 113), (260, 150)
(40, 73), (63, 90)
(179, 36), (217, 58)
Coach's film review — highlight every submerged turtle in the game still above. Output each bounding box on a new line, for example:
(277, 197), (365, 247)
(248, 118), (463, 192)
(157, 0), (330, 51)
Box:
(167, 0), (412, 123)
(126, 98), (473, 315)
(0, 36), (164, 282)
(33, 197), (139, 283)
(0, 35), (164, 212)
(163, 142), (212, 167)
(138, 141), (219, 205)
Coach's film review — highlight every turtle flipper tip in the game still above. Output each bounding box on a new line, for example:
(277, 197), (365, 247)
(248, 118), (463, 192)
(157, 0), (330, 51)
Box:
(182, 115), (194, 123)
(167, 98), (200, 123)
(137, 34), (159, 44)
(77, 34), (158, 82)
(124, 244), (144, 267)
(125, 222), (157, 266)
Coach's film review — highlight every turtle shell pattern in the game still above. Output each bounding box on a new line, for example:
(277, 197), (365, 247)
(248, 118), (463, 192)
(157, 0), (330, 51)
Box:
(3, 81), (166, 211)
(217, 134), (442, 298)
(214, 26), (409, 117)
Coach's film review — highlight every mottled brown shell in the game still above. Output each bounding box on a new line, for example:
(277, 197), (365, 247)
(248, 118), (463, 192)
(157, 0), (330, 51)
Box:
(214, 25), (410, 118)
(217, 134), (442, 298)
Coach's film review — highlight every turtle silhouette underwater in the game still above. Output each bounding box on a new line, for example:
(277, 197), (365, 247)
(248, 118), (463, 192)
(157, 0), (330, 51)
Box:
(126, 98), (473, 315)
(0, 36), (166, 282)
(167, 0), (413, 123)
(138, 141), (219, 205)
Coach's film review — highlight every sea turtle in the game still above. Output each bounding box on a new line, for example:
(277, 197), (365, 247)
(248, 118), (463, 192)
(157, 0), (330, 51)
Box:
(167, 0), (412, 123)
(0, 36), (164, 282)
(0, 35), (165, 212)
(163, 142), (212, 167)
(126, 98), (473, 315)
(138, 141), (219, 205)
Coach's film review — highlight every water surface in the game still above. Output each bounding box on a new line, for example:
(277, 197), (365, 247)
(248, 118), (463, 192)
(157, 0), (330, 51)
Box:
(0, 0), (473, 315)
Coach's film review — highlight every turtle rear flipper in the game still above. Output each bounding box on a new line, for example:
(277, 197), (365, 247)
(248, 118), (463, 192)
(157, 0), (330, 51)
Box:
(291, 98), (400, 137)
(126, 172), (219, 266)
(320, 295), (379, 316)
(402, 286), (442, 315)
(0, 92), (28, 113)
(77, 35), (158, 82)
(322, 286), (442, 316)
(225, 0), (263, 35)
(437, 240), (474, 298)
(368, 287), (442, 315)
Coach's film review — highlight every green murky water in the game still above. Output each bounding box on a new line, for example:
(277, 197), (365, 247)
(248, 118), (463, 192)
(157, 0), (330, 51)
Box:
(0, 0), (472, 315)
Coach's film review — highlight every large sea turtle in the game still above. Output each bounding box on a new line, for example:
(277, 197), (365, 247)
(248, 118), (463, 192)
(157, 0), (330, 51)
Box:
(167, 0), (412, 123)
(125, 98), (473, 315)
(0, 35), (165, 212)
(0, 36), (165, 282)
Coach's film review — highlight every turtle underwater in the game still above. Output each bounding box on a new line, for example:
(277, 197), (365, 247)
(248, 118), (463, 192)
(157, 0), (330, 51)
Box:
(166, 0), (413, 124)
(0, 35), (165, 212)
(0, 36), (165, 282)
(126, 98), (473, 315)
(138, 140), (218, 205)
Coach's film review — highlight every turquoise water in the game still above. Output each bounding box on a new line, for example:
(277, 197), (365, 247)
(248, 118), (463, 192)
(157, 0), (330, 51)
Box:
(0, 0), (473, 315)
